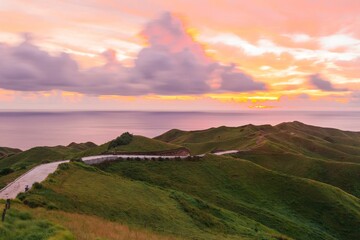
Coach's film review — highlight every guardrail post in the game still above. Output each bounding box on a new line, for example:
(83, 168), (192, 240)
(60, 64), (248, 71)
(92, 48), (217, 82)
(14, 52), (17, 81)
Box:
(2, 208), (6, 222)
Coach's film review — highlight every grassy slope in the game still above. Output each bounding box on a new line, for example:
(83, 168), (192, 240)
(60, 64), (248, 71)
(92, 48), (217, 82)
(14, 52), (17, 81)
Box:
(20, 162), (286, 240)
(0, 143), (96, 189)
(155, 126), (260, 155)
(0, 147), (21, 159)
(0, 200), (174, 240)
(0, 201), (74, 240)
(77, 135), (184, 157)
(96, 155), (360, 240)
(0, 147), (22, 159)
(155, 122), (360, 162)
(155, 122), (360, 198)
(234, 151), (360, 198)
(5, 200), (178, 240)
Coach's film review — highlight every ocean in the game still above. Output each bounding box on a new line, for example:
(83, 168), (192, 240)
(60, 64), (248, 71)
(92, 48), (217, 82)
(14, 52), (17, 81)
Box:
(1, 111), (359, 150)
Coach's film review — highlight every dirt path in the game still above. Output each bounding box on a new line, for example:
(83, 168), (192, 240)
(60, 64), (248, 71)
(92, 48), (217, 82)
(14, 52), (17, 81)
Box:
(0, 160), (69, 199)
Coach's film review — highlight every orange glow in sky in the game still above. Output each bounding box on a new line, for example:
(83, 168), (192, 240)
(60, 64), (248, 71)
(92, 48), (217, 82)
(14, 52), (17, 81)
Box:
(0, 0), (359, 111)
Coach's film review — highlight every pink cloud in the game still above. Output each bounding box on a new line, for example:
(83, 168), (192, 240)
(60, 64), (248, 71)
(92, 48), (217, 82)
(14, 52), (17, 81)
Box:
(0, 13), (266, 95)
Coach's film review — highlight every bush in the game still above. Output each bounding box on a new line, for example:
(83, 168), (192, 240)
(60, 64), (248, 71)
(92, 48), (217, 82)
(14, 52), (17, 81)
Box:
(59, 163), (70, 170)
(33, 182), (43, 190)
(0, 168), (14, 176)
(108, 132), (133, 149)
(70, 158), (83, 163)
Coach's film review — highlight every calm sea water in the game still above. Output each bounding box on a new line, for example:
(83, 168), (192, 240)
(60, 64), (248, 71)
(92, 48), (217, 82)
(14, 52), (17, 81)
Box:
(1, 111), (359, 150)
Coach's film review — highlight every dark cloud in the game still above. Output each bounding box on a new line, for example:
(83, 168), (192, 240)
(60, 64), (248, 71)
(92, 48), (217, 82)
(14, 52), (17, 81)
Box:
(308, 74), (347, 92)
(0, 12), (266, 96)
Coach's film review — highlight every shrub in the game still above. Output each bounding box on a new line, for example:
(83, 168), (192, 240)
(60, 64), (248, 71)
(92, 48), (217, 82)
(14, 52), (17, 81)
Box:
(0, 168), (14, 176)
(17, 192), (27, 201)
(108, 132), (133, 149)
(33, 182), (43, 190)
(70, 158), (83, 163)
(59, 163), (70, 170)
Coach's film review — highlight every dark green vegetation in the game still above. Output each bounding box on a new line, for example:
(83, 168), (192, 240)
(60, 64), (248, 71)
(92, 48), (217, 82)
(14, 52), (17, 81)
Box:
(2, 122), (360, 239)
(0, 147), (21, 159)
(108, 132), (134, 150)
(0, 200), (73, 240)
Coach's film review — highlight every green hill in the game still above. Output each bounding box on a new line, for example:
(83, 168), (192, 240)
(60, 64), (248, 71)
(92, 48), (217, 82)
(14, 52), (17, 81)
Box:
(0, 143), (97, 189)
(0, 147), (22, 159)
(155, 122), (360, 197)
(19, 156), (360, 240)
(19, 162), (285, 240)
(2, 122), (360, 239)
(95, 155), (360, 240)
(234, 151), (360, 198)
(77, 135), (187, 157)
(155, 122), (360, 163)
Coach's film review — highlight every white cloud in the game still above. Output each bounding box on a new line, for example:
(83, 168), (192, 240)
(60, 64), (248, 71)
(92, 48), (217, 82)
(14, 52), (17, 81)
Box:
(319, 34), (360, 50)
(283, 33), (311, 43)
(202, 32), (359, 62)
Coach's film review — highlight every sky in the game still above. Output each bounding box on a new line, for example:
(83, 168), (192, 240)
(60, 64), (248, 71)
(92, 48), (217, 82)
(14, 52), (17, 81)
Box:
(0, 0), (359, 111)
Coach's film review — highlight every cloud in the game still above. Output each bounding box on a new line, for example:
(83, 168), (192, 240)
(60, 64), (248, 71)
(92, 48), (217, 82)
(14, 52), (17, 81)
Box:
(308, 74), (348, 92)
(0, 36), (80, 92)
(220, 65), (266, 92)
(0, 12), (266, 96)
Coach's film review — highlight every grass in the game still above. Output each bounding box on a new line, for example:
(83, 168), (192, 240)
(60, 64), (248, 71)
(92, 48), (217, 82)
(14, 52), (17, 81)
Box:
(13, 202), (179, 240)
(0, 200), (74, 240)
(77, 135), (186, 157)
(2, 122), (360, 239)
(95, 155), (360, 240)
(155, 121), (360, 198)
(234, 151), (360, 198)
(109, 135), (184, 153)
(19, 162), (287, 240)
(0, 200), (176, 240)
(0, 143), (96, 189)
(0, 147), (21, 159)
(155, 122), (360, 163)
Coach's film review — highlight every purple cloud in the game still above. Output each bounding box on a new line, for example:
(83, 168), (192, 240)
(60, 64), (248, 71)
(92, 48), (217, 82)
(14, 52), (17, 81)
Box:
(220, 65), (266, 92)
(0, 13), (266, 96)
(308, 74), (348, 92)
(0, 37), (80, 92)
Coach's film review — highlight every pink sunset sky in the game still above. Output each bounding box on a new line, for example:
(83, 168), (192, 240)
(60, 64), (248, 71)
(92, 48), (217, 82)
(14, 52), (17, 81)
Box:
(0, 0), (359, 111)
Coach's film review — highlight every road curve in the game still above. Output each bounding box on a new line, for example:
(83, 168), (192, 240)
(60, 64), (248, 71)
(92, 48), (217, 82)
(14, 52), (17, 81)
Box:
(0, 150), (239, 199)
(0, 160), (69, 199)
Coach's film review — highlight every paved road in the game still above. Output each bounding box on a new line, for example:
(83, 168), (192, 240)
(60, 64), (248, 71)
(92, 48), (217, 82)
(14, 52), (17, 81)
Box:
(0, 150), (239, 199)
(0, 160), (69, 199)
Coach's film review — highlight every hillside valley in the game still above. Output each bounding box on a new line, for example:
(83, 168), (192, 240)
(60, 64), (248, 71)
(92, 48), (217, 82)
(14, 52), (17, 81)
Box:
(0, 122), (359, 240)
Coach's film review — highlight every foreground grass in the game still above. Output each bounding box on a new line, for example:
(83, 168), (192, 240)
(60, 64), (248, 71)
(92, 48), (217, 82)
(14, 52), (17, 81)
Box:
(96, 155), (360, 240)
(15, 203), (177, 240)
(19, 162), (285, 240)
(0, 201), (73, 240)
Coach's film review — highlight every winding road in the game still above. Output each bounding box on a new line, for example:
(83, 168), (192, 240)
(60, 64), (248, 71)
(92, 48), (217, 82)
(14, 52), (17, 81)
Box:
(0, 150), (239, 199)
